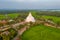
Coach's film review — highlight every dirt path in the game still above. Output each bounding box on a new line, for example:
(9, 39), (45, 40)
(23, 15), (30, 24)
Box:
(18, 26), (27, 35)
(13, 26), (27, 40)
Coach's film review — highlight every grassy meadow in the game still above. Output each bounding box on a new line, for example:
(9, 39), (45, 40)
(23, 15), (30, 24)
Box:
(0, 13), (19, 20)
(43, 16), (60, 23)
(22, 25), (60, 40)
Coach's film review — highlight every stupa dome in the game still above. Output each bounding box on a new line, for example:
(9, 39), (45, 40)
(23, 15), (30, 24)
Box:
(25, 12), (35, 22)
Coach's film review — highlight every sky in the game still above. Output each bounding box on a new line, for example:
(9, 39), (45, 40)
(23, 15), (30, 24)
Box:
(0, 0), (60, 10)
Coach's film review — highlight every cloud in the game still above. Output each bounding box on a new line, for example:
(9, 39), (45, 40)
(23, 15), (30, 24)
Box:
(0, 0), (60, 9)
(0, 0), (60, 2)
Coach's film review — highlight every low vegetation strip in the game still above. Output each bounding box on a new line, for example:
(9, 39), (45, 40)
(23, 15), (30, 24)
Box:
(43, 16), (60, 23)
(22, 25), (60, 40)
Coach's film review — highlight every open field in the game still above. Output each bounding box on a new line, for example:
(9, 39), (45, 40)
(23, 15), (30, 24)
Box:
(22, 25), (60, 40)
(0, 13), (19, 19)
(43, 16), (60, 23)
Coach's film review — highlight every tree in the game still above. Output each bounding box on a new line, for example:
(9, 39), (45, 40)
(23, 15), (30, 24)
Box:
(56, 21), (60, 27)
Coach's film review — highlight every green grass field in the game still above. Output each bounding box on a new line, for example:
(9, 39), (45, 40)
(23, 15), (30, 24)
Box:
(22, 25), (60, 40)
(0, 15), (6, 20)
(0, 13), (19, 20)
(8, 13), (19, 19)
(43, 16), (60, 23)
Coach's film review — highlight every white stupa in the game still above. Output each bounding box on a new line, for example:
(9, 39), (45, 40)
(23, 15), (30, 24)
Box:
(25, 12), (35, 22)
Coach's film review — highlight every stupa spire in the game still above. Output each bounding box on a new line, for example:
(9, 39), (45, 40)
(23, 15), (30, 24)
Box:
(29, 12), (32, 16)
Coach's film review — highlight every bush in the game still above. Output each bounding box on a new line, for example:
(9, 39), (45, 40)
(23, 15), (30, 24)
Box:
(8, 28), (17, 39)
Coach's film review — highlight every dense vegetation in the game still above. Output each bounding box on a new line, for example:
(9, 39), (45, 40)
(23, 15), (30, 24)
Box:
(0, 28), (17, 40)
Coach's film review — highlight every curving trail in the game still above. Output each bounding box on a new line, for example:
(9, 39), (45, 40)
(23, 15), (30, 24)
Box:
(12, 22), (28, 40)
(13, 26), (27, 40)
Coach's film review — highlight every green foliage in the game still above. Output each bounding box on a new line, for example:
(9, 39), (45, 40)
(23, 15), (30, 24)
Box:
(0, 36), (3, 40)
(8, 13), (19, 19)
(17, 24), (25, 30)
(0, 28), (17, 40)
(43, 16), (60, 23)
(0, 13), (20, 20)
(1, 34), (10, 40)
(0, 15), (6, 20)
(22, 25), (60, 40)
(8, 28), (17, 39)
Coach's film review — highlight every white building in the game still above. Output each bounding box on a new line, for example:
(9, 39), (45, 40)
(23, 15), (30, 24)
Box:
(25, 12), (35, 22)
